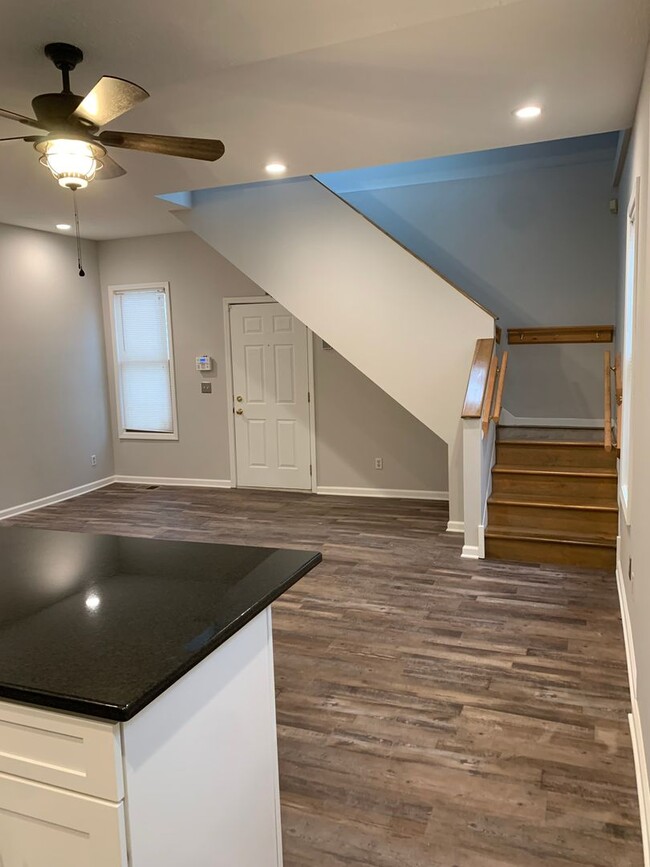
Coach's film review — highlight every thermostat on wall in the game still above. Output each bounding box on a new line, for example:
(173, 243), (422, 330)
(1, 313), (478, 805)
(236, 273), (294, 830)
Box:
(196, 355), (213, 371)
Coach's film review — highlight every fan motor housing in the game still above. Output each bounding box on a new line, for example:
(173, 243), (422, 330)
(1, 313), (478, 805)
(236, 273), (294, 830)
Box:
(31, 92), (96, 132)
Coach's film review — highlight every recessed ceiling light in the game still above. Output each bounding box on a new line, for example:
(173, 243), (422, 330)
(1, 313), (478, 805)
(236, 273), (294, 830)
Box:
(265, 162), (286, 175)
(56, 223), (72, 231)
(85, 593), (101, 611)
(514, 105), (542, 119)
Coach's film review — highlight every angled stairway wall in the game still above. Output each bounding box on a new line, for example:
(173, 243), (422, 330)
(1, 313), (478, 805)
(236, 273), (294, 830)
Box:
(175, 176), (495, 525)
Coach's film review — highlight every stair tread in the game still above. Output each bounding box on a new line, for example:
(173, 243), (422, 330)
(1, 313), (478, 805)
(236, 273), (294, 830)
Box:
(488, 493), (617, 510)
(485, 524), (616, 547)
(493, 465), (617, 478)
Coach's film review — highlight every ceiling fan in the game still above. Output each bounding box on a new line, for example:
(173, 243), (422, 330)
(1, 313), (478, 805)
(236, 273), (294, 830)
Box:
(0, 42), (225, 191)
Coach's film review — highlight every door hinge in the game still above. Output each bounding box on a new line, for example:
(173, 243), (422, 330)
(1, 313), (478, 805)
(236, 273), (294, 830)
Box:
(307, 391), (311, 403)
(309, 463), (313, 476)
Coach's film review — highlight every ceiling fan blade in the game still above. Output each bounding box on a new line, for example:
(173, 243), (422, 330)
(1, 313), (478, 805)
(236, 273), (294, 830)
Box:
(0, 136), (33, 142)
(71, 77), (149, 127)
(99, 131), (225, 161)
(0, 108), (46, 130)
(97, 152), (127, 180)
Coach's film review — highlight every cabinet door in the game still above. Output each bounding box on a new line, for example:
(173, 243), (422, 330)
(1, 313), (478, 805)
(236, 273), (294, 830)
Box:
(0, 772), (128, 867)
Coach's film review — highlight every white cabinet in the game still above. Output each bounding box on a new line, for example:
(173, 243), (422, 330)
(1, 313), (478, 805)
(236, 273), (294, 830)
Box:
(0, 772), (128, 867)
(0, 609), (284, 867)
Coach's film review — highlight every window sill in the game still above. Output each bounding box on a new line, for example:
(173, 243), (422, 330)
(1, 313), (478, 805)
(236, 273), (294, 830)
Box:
(119, 431), (179, 442)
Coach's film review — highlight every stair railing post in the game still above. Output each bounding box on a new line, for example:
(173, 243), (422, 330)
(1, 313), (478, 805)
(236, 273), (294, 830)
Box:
(604, 350), (612, 452)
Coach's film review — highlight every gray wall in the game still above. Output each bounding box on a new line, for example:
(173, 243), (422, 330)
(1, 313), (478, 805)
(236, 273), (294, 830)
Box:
(98, 231), (447, 492)
(0, 223), (113, 511)
(98, 232), (260, 481)
(343, 159), (619, 420)
(313, 342), (448, 491)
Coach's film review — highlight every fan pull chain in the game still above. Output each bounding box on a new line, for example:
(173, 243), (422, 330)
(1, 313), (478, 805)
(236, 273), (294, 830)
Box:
(72, 188), (85, 277)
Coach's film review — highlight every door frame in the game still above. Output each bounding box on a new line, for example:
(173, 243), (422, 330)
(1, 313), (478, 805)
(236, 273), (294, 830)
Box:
(223, 296), (318, 492)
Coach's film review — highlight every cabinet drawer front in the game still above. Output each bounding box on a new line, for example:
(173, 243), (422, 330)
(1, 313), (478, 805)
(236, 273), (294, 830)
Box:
(0, 771), (128, 867)
(0, 700), (123, 801)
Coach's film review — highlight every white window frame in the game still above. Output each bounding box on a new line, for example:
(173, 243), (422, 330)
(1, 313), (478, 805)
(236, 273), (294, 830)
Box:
(108, 282), (179, 441)
(619, 179), (639, 524)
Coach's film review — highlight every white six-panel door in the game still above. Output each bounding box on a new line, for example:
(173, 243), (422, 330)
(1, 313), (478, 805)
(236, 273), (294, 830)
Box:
(229, 302), (312, 490)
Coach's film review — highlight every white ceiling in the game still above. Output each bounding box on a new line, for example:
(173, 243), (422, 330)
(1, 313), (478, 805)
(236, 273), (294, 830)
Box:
(1, 0), (648, 240)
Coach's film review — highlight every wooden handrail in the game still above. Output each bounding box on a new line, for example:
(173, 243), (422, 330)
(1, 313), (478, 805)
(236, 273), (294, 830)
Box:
(615, 352), (622, 448)
(462, 338), (495, 418)
(604, 351), (612, 452)
(481, 356), (498, 435)
(508, 325), (614, 345)
(491, 351), (509, 425)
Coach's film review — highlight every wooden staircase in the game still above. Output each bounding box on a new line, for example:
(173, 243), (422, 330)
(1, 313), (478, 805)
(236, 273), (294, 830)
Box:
(485, 428), (618, 569)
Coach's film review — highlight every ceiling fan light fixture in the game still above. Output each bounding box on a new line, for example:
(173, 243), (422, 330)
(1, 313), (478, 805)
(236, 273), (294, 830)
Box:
(36, 138), (105, 190)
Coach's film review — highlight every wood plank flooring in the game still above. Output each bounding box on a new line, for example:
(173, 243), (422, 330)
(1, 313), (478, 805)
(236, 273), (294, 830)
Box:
(4, 484), (642, 867)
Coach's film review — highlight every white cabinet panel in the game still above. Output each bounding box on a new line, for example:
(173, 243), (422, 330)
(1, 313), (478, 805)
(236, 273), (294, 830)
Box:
(122, 610), (282, 867)
(0, 772), (127, 867)
(0, 700), (123, 801)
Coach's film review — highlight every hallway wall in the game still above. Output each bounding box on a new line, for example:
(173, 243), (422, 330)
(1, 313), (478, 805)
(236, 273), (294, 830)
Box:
(97, 231), (448, 494)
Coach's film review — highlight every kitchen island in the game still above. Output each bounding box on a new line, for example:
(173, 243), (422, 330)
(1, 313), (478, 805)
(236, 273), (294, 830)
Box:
(0, 525), (321, 867)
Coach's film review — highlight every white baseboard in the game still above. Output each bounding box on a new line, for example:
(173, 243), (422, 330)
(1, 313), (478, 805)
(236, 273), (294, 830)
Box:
(446, 520), (464, 533)
(500, 409), (603, 428)
(316, 485), (448, 501)
(461, 544), (479, 559)
(0, 476), (115, 521)
(616, 552), (649, 864)
(113, 475), (233, 488)
(630, 707), (650, 866)
(616, 553), (638, 698)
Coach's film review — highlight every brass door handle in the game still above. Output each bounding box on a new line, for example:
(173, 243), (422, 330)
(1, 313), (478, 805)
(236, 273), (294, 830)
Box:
(235, 408), (244, 415)
(236, 395), (243, 402)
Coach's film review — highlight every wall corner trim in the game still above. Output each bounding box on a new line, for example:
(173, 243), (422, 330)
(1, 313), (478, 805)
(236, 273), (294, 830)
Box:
(0, 477), (115, 521)
(478, 524), (486, 559)
(446, 520), (465, 533)
(316, 486), (448, 501)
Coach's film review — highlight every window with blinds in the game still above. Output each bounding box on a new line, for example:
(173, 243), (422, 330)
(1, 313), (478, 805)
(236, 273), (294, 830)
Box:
(110, 284), (177, 438)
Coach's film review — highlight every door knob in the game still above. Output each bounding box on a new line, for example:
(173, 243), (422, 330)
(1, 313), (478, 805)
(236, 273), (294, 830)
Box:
(236, 395), (243, 402)
(236, 408), (243, 415)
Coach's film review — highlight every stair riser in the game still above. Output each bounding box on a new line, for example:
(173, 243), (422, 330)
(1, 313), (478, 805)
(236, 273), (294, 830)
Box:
(486, 537), (615, 570)
(488, 502), (617, 535)
(491, 473), (617, 500)
(496, 442), (617, 470)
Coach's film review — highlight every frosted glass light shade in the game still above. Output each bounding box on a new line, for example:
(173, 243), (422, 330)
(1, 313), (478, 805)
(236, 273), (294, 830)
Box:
(37, 138), (105, 190)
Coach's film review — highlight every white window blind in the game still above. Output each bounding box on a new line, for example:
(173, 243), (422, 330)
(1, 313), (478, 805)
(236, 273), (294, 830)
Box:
(112, 286), (175, 434)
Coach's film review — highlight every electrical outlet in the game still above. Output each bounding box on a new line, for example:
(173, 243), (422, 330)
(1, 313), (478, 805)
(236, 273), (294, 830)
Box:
(201, 382), (212, 394)
(91, 455), (97, 466)
(374, 457), (383, 470)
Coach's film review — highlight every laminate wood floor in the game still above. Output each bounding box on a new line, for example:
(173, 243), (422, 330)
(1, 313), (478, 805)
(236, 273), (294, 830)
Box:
(5, 484), (642, 867)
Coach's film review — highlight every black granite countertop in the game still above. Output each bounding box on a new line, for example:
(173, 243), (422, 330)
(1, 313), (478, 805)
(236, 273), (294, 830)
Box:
(0, 526), (321, 721)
